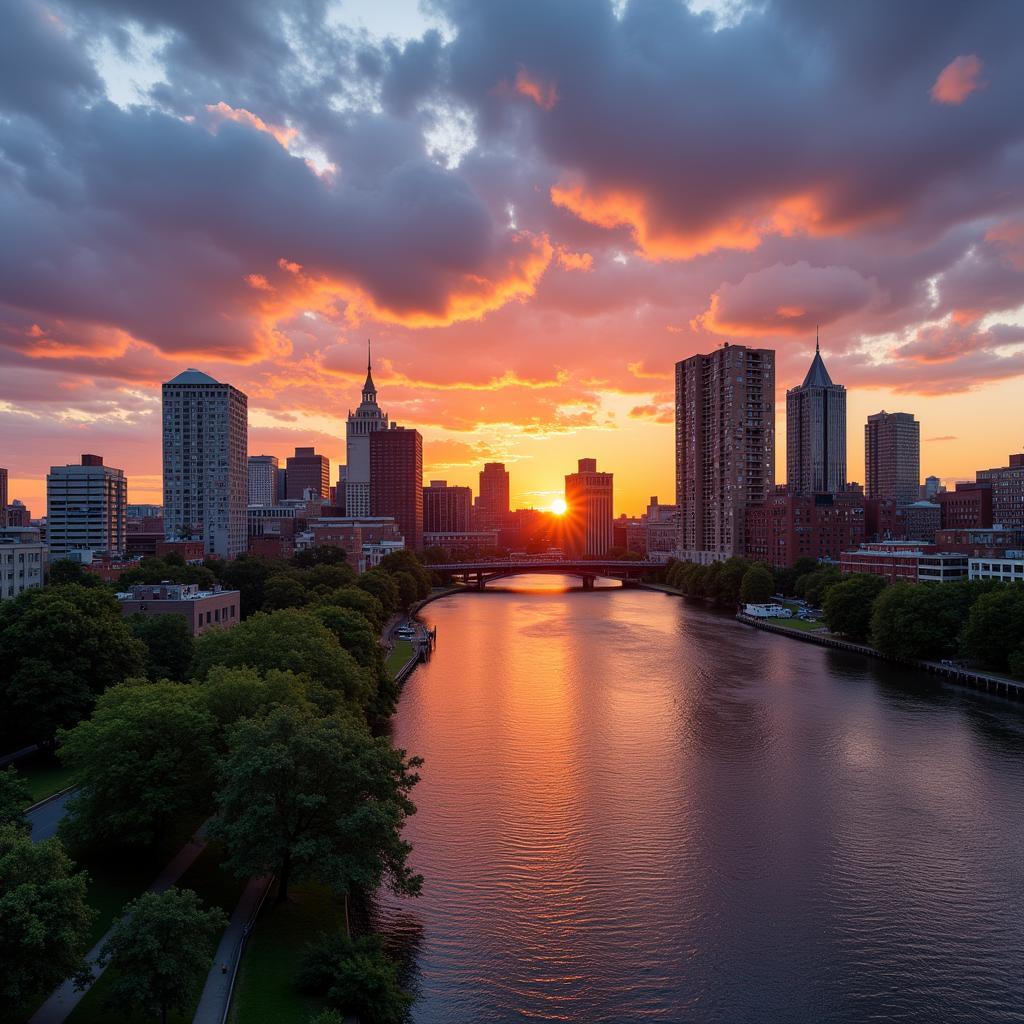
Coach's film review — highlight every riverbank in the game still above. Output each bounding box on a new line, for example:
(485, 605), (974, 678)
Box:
(736, 612), (1024, 700)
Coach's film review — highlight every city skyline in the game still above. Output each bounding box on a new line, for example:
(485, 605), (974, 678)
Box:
(3, 2), (1024, 515)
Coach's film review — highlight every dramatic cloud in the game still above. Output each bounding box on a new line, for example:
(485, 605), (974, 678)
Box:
(2, 0), (1024, 510)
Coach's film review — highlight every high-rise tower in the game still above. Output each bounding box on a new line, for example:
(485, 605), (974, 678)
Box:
(46, 454), (127, 559)
(162, 369), (248, 559)
(564, 458), (614, 556)
(345, 341), (389, 517)
(864, 411), (920, 507)
(786, 333), (846, 495)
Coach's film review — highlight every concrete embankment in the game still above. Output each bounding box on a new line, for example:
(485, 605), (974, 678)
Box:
(735, 612), (1024, 701)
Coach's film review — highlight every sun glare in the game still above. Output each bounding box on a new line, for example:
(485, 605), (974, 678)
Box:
(551, 497), (568, 515)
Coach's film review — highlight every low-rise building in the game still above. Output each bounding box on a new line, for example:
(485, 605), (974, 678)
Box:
(936, 483), (992, 531)
(968, 554), (1024, 583)
(840, 541), (968, 583)
(117, 582), (240, 636)
(297, 516), (404, 572)
(0, 527), (47, 600)
(902, 500), (942, 543)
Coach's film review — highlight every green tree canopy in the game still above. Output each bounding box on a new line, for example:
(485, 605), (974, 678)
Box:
(198, 665), (309, 742)
(0, 825), (95, 1009)
(716, 557), (752, 607)
(357, 570), (400, 618)
(796, 565), (842, 606)
(262, 572), (311, 611)
(0, 767), (32, 831)
(192, 609), (374, 712)
(0, 585), (147, 745)
(97, 888), (226, 1024)
(961, 585), (1024, 672)
(392, 570), (420, 611)
(870, 583), (966, 660)
(59, 682), (217, 851)
(299, 933), (412, 1024)
(217, 554), (282, 616)
(305, 563), (358, 594)
(118, 557), (217, 589)
(378, 550), (431, 599)
(739, 565), (775, 606)
(127, 613), (195, 682)
(292, 545), (350, 569)
(822, 574), (888, 640)
(318, 587), (386, 631)
(211, 705), (422, 903)
(46, 559), (103, 588)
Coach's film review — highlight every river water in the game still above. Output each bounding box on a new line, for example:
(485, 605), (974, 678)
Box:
(374, 577), (1024, 1023)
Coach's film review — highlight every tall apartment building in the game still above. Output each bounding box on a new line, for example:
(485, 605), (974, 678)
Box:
(286, 447), (330, 500)
(786, 339), (846, 495)
(370, 425), (423, 551)
(0, 467), (7, 528)
(564, 458), (614, 557)
(476, 462), (510, 529)
(976, 453), (1024, 529)
(423, 480), (473, 533)
(46, 454), (127, 559)
(162, 369), (248, 560)
(675, 345), (775, 563)
(346, 347), (389, 517)
(864, 411), (920, 506)
(247, 455), (279, 506)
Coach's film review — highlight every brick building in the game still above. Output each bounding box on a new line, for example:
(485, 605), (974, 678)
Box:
(745, 490), (865, 567)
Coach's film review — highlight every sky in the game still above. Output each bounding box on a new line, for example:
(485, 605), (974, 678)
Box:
(2, 0), (1024, 517)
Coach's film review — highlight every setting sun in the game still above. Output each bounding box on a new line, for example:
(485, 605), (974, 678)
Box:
(551, 497), (568, 516)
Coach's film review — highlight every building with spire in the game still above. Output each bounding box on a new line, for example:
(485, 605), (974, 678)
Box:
(345, 342), (389, 517)
(786, 332), (847, 496)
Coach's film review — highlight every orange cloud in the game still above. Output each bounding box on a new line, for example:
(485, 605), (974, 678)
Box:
(550, 180), (827, 260)
(514, 66), (558, 110)
(205, 102), (299, 149)
(555, 247), (593, 272)
(985, 220), (1024, 268)
(931, 54), (984, 105)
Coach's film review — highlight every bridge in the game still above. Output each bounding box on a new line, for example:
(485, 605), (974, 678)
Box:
(424, 559), (663, 590)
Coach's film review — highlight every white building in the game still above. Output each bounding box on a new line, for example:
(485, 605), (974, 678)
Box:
(969, 554), (1024, 583)
(162, 369), (248, 560)
(0, 527), (47, 600)
(46, 454), (127, 559)
(345, 346), (388, 518)
(247, 455), (279, 506)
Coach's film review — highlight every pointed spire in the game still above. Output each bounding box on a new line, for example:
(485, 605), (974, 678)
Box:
(362, 338), (377, 400)
(367, 338), (372, 375)
(816, 324), (820, 354)
(802, 330), (834, 388)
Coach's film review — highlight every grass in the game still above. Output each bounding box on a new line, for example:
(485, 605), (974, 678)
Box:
(13, 749), (79, 805)
(230, 882), (341, 1024)
(65, 841), (247, 1024)
(386, 639), (414, 676)
(766, 616), (823, 632)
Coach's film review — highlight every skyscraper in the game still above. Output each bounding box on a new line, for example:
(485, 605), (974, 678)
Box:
(786, 336), (846, 495)
(286, 447), (330, 499)
(162, 369), (248, 559)
(346, 343), (389, 517)
(247, 455), (279, 506)
(564, 458), (614, 556)
(423, 480), (473, 533)
(370, 425), (423, 551)
(46, 454), (127, 558)
(476, 462), (510, 530)
(675, 345), (775, 563)
(0, 467), (6, 528)
(976, 453), (1024, 529)
(864, 411), (920, 507)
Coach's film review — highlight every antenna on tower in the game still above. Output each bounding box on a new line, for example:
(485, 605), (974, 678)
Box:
(816, 325), (820, 354)
(367, 338), (372, 374)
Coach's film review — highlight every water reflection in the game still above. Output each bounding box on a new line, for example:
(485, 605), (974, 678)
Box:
(374, 576), (1024, 1023)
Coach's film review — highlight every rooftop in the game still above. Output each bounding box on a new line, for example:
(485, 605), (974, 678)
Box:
(165, 368), (220, 386)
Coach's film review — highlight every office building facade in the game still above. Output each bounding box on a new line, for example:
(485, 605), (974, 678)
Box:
(0, 527), (47, 600)
(675, 345), (775, 563)
(564, 458), (614, 557)
(247, 455), (279, 506)
(46, 454), (127, 559)
(285, 447), (330, 500)
(370, 425), (423, 551)
(476, 462), (510, 530)
(976, 453), (1024, 529)
(786, 340), (846, 495)
(864, 411), (920, 506)
(162, 369), (248, 560)
(423, 480), (473, 534)
(345, 349), (389, 517)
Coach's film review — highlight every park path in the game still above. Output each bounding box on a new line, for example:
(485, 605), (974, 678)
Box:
(27, 788), (76, 842)
(29, 831), (209, 1024)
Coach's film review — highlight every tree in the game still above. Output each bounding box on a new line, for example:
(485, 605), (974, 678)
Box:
(739, 565), (774, 606)
(822, 574), (887, 640)
(715, 557), (751, 607)
(218, 554), (282, 616)
(97, 888), (226, 1024)
(46, 559), (102, 587)
(263, 572), (310, 611)
(961, 585), (1024, 671)
(198, 665), (309, 742)
(211, 705), (422, 904)
(118, 557), (217, 589)
(192, 609), (374, 712)
(392, 570), (419, 611)
(319, 587), (386, 631)
(796, 565), (842, 606)
(299, 933), (412, 1024)
(378, 550), (431, 600)
(0, 825), (95, 1009)
(357, 570), (400, 617)
(292, 545), (350, 569)
(0, 767), (32, 831)
(870, 583), (965, 660)
(0, 585), (147, 745)
(305, 563), (358, 596)
(60, 682), (217, 851)
(127, 613), (195, 682)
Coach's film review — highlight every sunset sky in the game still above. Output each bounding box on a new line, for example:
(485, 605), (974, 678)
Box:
(3, 0), (1024, 516)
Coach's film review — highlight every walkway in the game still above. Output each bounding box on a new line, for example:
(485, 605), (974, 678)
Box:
(29, 832), (209, 1024)
(191, 874), (273, 1024)
(27, 788), (76, 842)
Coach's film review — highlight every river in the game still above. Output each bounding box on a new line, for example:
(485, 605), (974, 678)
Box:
(373, 576), (1024, 1023)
